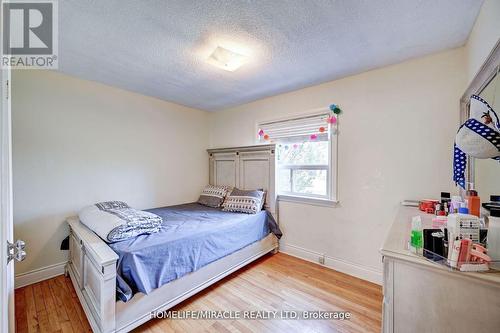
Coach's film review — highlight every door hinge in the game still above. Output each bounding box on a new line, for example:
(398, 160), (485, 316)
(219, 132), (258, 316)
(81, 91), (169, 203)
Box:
(6, 79), (9, 100)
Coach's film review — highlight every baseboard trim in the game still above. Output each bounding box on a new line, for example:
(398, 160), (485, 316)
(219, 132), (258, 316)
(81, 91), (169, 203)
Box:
(15, 261), (67, 289)
(14, 246), (382, 288)
(279, 243), (382, 285)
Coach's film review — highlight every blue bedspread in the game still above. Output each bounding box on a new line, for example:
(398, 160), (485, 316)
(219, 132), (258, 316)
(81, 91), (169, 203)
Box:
(109, 203), (282, 302)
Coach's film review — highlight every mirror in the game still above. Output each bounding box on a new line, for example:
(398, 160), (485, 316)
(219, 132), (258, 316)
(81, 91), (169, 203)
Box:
(458, 41), (500, 269)
(460, 40), (500, 202)
(475, 69), (500, 201)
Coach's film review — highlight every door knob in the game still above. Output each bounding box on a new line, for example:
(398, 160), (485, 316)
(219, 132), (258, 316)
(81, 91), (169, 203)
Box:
(15, 239), (26, 250)
(7, 239), (27, 263)
(15, 249), (27, 262)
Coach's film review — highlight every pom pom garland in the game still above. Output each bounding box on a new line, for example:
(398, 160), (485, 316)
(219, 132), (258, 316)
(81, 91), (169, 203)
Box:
(326, 115), (337, 124)
(330, 103), (342, 115)
(258, 103), (341, 143)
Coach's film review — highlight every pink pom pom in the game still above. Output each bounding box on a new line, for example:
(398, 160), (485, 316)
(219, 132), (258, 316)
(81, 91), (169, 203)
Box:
(258, 129), (264, 136)
(293, 144), (298, 149)
(310, 134), (318, 140)
(326, 116), (337, 124)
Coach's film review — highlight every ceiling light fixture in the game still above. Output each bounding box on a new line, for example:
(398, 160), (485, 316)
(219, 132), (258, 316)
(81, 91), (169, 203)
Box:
(206, 46), (247, 72)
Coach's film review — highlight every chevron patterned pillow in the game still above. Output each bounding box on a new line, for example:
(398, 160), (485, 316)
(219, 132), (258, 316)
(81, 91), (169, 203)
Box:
(222, 188), (265, 214)
(198, 185), (231, 208)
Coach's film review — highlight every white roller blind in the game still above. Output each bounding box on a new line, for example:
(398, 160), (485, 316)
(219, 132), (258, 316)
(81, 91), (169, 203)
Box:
(258, 113), (330, 142)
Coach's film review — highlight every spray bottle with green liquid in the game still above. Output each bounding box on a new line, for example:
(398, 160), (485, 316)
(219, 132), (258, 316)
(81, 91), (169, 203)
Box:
(410, 216), (423, 254)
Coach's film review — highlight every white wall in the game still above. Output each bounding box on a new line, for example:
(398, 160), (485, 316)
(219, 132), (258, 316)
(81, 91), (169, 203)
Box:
(12, 70), (209, 276)
(464, 0), (500, 84)
(209, 49), (466, 283)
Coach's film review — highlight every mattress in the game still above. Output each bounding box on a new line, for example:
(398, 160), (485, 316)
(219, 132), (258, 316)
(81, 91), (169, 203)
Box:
(109, 203), (281, 302)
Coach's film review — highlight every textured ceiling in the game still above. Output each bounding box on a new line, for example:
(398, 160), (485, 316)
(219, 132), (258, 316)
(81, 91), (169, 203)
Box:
(59, 0), (482, 111)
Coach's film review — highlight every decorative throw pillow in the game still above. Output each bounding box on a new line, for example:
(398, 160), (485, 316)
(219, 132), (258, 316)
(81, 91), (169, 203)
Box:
(222, 188), (265, 214)
(198, 185), (231, 208)
(261, 190), (267, 210)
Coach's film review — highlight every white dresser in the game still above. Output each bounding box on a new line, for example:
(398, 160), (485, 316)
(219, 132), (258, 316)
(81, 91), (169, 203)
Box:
(380, 207), (500, 333)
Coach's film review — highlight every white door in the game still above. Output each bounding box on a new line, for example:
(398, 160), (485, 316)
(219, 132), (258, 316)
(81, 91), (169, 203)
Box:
(0, 65), (14, 333)
(1, 66), (21, 333)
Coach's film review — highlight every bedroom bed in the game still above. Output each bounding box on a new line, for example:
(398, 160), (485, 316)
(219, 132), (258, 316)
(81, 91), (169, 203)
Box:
(66, 144), (279, 333)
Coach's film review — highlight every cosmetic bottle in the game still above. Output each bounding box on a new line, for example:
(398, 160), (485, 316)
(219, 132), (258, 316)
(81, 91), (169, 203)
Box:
(410, 216), (423, 255)
(441, 192), (451, 208)
(449, 237), (462, 268)
(466, 184), (481, 217)
(443, 228), (449, 258)
(435, 203), (441, 215)
(447, 205), (480, 243)
(443, 202), (449, 215)
(450, 196), (462, 214)
(457, 238), (472, 268)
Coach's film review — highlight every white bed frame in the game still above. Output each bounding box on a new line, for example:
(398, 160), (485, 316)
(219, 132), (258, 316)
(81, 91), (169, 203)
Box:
(66, 144), (278, 332)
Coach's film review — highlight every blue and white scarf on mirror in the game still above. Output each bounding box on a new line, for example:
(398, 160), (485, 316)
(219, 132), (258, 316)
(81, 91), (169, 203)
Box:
(454, 95), (500, 189)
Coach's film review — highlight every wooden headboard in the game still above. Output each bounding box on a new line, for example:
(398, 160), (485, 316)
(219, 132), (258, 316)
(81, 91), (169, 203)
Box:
(207, 144), (276, 214)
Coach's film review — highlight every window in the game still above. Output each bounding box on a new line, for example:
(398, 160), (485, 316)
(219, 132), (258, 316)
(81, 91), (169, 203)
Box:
(258, 112), (336, 204)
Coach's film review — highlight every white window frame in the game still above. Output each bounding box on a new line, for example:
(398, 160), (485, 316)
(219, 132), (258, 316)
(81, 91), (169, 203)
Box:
(257, 108), (338, 207)
(279, 163), (330, 198)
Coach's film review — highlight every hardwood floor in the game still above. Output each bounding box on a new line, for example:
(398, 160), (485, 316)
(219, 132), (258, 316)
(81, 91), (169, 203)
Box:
(15, 253), (382, 333)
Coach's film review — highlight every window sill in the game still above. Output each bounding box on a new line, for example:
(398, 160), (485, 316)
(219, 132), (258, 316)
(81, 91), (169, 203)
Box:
(277, 195), (338, 207)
